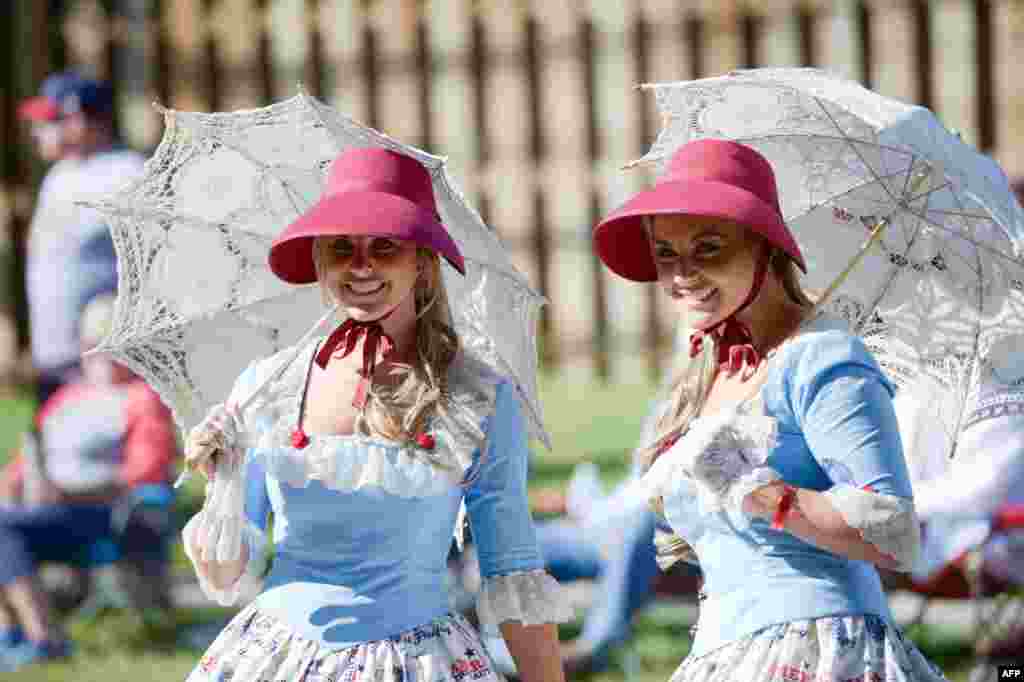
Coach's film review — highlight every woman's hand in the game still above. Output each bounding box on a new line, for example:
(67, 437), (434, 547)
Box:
(185, 403), (242, 479)
(186, 523), (250, 590)
(741, 480), (790, 520)
(529, 488), (568, 516)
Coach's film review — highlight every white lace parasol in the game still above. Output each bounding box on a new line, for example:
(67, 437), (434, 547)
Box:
(632, 67), (1024, 455)
(83, 92), (550, 448)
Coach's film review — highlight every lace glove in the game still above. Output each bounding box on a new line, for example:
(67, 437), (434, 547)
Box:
(678, 411), (782, 514)
(184, 403), (247, 478)
(181, 445), (267, 605)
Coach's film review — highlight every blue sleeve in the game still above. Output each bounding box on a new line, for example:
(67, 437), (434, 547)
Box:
(464, 381), (545, 578)
(233, 362), (272, 532)
(245, 455), (271, 532)
(790, 333), (914, 499)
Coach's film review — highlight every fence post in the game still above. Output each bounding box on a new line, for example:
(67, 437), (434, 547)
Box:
(165, 0), (212, 111)
(758, 0), (807, 67)
(262, 0), (310, 102)
(370, 0), (424, 147)
(477, 2), (542, 319)
(320, 0), (372, 122)
(865, 1), (923, 103)
(699, 1), (745, 77)
(588, 3), (645, 383)
(930, 0), (980, 146)
(424, 0), (478, 206)
(534, 2), (593, 377)
(993, 0), (1024, 179)
(812, 0), (867, 81)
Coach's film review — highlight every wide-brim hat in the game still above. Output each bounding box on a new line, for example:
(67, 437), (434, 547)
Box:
(269, 147), (466, 284)
(593, 139), (806, 282)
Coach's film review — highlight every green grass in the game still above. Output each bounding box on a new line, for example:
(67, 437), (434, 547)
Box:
(0, 373), (983, 681)
(0, 388), (36, 467)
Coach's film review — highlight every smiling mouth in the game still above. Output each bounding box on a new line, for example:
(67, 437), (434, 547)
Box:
(344, 281), (387, 296)
(675, 286), (717, 303)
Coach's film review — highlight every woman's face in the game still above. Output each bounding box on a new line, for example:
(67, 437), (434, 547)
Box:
(318, 235), (421, 321)
(650, 215), (763, 325)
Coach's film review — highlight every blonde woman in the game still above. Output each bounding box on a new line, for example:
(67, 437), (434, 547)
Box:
(182, 148), (568, 682)
(593, 139), (949, 681)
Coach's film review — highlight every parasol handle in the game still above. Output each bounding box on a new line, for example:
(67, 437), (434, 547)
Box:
(811, 216), (891, 315)
(236, 303), (340, 414)
(812, 167), (931, 316)
(173, 303), (341, 489)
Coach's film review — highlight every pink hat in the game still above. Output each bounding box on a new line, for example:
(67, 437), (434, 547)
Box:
(593, 139), (805, 281)
(269, 148), (466, 284)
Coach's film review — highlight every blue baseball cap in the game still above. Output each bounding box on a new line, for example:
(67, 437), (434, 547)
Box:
(18, 70), (114, 122)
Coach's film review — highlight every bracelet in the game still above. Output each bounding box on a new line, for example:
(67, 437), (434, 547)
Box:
(771, 485), (797, 530)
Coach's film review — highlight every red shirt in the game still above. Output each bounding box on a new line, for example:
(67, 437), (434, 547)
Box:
(3, 379), (178, 493)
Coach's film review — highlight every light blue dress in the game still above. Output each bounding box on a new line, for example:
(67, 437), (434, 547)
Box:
(649, 315), (949, 681)
(183, 339), (570, 682)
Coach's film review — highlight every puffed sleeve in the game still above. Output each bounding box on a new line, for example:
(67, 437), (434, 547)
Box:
(465, 380), (573, 632)
(181, 363), (270, 606)
(788, 331), (921, 572)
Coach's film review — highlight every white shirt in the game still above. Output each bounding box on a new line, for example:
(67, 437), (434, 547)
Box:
(26, 147), (145, 370)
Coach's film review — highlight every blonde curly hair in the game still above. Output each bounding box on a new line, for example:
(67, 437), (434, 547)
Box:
(312, 238), (473, 451)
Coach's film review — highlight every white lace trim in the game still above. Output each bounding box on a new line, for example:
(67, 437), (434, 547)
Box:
(963, 389), (1024, 430)
(182, 509), (267, 606)
(180, 439), (267, 606)
(475, 569), (573, 633)
(640, 410), (780, 515)
(822, 484), (921, 572)
(237, 339), (501, 498)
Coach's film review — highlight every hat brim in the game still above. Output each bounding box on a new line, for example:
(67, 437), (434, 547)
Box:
(17, 97), (61, 122)
(593, 178), (806, 282)
(269, 190), (466, 284)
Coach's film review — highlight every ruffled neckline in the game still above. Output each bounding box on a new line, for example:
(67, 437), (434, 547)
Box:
(242, 338), (500, 498)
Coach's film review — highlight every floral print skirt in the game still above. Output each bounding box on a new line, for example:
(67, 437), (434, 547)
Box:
(186, 605), (506, 682)
(670, 615), (949, 682)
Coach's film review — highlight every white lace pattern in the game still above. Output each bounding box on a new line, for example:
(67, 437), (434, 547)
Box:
(642, 410), (780, 515)
(822, 484), (921, 572)
(182, 456), (269, 607)
(475, 569), (573, 634)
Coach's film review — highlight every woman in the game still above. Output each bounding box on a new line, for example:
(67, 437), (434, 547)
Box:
(182, 148), (568, 682)
(592, 139), (948, 680)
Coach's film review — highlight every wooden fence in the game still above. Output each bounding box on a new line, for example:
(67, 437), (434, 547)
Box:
(2, 0), (1023, 385)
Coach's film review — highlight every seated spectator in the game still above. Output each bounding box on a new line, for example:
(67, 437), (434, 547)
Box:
(892, 366), (1024, 657)
(0, 294), (178, 670)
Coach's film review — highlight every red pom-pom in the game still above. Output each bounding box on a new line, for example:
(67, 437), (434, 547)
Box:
(291, 428), (310, 449)
(416, 433), (436, 450)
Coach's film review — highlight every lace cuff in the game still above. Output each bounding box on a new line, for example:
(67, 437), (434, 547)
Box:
(476, 569), (573, 634)
(181, 448), (267, 605)
(182, 510), (267, 606)
(822, 484), (921, 572)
